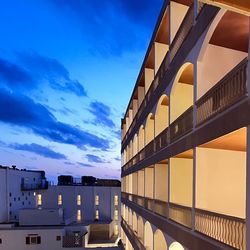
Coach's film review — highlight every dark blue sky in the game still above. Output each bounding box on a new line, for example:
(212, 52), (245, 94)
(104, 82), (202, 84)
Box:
(0, 0), (163, 181)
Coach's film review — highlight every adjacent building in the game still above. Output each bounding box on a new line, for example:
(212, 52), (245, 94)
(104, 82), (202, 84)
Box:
(120, 1), (249, 250)
(0, 166), (121, 250)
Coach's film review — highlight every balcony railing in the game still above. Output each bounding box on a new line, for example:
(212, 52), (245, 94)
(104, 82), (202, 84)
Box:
(196, 57), (248, 126)
(121, 218), (146, 250)
(62, 234), (84, 248)
(145, 140), (154, 159)
(169, 202), (192, 229)
(154, 199), (168, 218)
(170, 4), (194, 62)
(155, 127), (168, 152)
(122, 3), (195, 147)
(170, 106), (193, 143)
(195, 208), (246, 250)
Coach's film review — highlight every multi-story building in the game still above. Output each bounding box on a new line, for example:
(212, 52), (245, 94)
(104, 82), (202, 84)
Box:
(120, 1), (249, 250)
(0, 167), (121, 250)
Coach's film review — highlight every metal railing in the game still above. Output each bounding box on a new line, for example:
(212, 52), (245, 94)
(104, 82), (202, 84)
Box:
(170, 106), (193, 143)
(170, 3), (194, 62)
(196, 58), (248, 126)
(169, 202), (192, 228)
(121, 218), (146, 250)
(145, 140), (154, 159)
(195, 208), (246, 250)
(155, 127), (168, 152)
(121, 2), (194, 147)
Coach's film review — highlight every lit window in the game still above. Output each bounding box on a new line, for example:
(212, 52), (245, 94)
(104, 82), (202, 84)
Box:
(95, 195), (99, 205)
(95, 210), (99, 220)
(114, 210), (118, 220)
(114, 225), (119, 236)
(37, 194), (42, 206)
(77, 195), (81, 205)
(77, 210), (81, 221)
(58, 195), (62, 205)
(114, 195), (119, 206)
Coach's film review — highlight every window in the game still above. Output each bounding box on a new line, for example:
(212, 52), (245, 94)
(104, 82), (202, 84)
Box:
(95, 195), (99, 206)
(14, 198), (16, 201)
(114, 210), (118, 221)
(37, 194), (42, 206)
(18, 197), (20, 201)
(114, 225), (119, 236)
(9, 192), (11, 197)
(77, 210), (81, 221)
(26, 235), (41, 245)
(77, 195), (81, 205)
(95, 210), (99, 220)
(56, 236), (61, 241)
(9, 203), (12, 207)
(114, 195), (119, 206)
(0, 238), (2, 244)
(58, 195), (62, 205)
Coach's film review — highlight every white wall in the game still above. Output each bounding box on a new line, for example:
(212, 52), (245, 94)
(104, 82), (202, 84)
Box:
(0, 169), (7, 223)
(197, 44), (247, 99)
(196, 147), (246, 218)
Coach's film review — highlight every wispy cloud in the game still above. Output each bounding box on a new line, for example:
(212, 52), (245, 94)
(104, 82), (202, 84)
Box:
(77, 162), (94, 168)
(88, 101), (115, 128)
(86, 154), (107, 164)
(11, 143), (67, 160)
(0, 88), (110, 150)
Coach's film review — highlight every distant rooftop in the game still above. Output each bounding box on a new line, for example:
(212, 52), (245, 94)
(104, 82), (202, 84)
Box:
(58, 175), (121, 187)
(0, 165), (45, 175)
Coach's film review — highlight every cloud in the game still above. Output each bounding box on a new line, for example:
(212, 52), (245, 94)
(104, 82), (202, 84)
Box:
(11, 143), (67, 160)
(88, 101), (115, 128)
(0, 58), (33, 89)
(77, 162), (93, 168)
(114, 156), (121, 161)
(113, 129), (121, 140)
(48, 0), (163, 56)
(86, 154), (106, 164)
(0, 54), (87, 97)
(64, 161), (74, 166)
(17, 52), (87, 96)
(0, 88), (110, 150)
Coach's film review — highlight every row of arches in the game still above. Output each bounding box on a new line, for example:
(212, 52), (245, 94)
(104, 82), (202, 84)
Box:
(122, 204), (185, 250)
(122, 62), (194, 165)
(123, 8), (249, 165)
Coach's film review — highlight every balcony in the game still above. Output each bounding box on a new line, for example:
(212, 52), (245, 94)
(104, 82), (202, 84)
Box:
(196, 57), (248, 126)
(121, 217), (146, 250)
(122, 57), (248, 174)
(122, 192), (246, 250)
(122, 3), (196, 147)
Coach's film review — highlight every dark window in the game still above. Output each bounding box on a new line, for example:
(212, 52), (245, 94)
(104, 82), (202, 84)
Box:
(9, 203), (11, 207)
(9, 193), (11, 197)
(33, 178), (36, 182)
(22, 192), (24, 196)
(18, 197), (20, 201)
(28, 192), (31, 196)
(29, 201), (31, 205)
(14, 215), (17, 219)
(26, 197), (28, 200)
(22, 202), (24, 206)
(9, 211), (12, 215)
(56, 236), (61, 241)
(26, 236), (41, 245)
(0, 238), (2, 244)
(14, 198), (16, 201)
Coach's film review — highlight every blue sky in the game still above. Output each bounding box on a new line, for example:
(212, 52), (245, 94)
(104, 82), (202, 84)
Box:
(0, 0), (163, 181)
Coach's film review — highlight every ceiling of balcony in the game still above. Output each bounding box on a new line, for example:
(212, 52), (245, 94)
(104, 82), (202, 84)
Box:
(174, 149), (193, 159)
(155, 8), (169, 44)
(200, 127), (246, 151)
(173, 0), (193, 6)
(209, 11), (249, 52)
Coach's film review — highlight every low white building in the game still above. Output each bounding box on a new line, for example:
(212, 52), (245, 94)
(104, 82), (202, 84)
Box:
(0, 167), (122, 250)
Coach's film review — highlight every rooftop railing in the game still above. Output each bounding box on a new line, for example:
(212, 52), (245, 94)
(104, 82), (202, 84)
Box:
(21, 180), (48, 191)
(62, 234), (84, 248)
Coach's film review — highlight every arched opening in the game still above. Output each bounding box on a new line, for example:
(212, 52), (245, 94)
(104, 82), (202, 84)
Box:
(169, 241), (184, 250)
(145, 113), (155, 145)
(138, 125), (145, 151)
(154, 229), (168, 250)
(137, 216), (144, 243)
(155, 94), (169, 136)
(133, 133), (138, 156)
(144, 221), (153, 250)
(170, 63), (194, 123)
(132, 212), (138, 234)
(197, 11), (249, 123)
